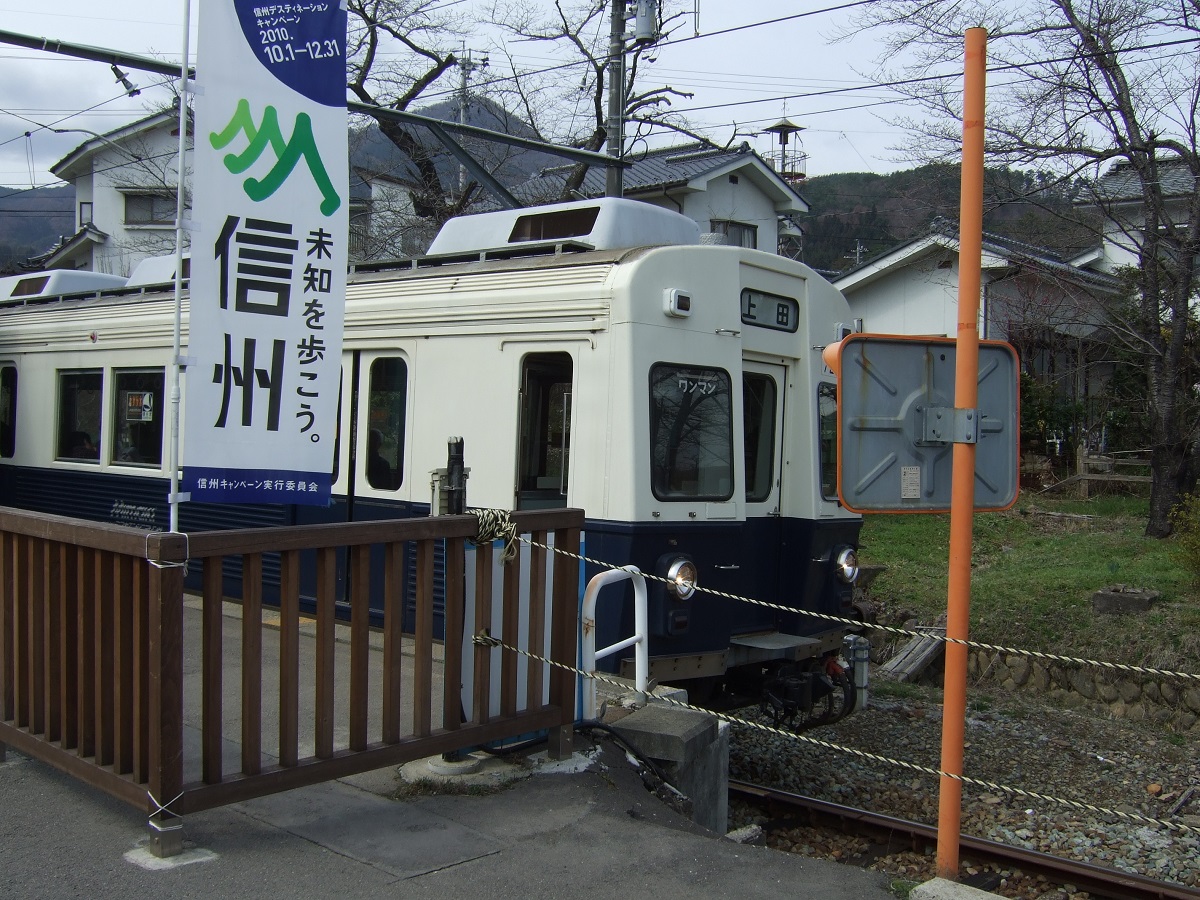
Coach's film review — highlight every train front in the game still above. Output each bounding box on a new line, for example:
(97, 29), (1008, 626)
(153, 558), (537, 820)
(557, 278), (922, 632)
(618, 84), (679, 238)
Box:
(583, 241), (869, 729)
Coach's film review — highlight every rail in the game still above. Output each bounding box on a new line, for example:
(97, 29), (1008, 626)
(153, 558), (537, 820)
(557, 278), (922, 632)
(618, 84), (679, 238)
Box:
(0, 506), (582, 856)
(580, 566), (647, 719)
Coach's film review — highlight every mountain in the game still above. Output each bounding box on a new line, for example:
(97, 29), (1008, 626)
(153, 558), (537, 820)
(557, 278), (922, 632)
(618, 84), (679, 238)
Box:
(350, 95), (563, 192)
(798, 165), (1101, 273)
(0, 185), (74, 273)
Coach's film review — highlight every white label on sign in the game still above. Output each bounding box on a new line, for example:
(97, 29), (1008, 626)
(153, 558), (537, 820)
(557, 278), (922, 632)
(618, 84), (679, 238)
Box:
(901, 466), (921, 499)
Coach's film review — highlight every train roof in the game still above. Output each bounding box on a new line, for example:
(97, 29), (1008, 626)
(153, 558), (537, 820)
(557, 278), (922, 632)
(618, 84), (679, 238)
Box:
(425, 198), (701, 256)
(0, 269), (129, 305)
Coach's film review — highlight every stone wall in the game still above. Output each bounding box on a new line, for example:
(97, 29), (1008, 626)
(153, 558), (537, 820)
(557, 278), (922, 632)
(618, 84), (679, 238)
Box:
(966, 649), (1200, 733)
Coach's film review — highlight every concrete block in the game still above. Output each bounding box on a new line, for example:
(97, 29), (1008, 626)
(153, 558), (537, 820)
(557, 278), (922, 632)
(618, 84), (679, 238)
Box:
(608, 703), (716, 764)
(910, 878), (1001, 899)
(608, 704), (728, 834)
(1092, 585), (1160, 615)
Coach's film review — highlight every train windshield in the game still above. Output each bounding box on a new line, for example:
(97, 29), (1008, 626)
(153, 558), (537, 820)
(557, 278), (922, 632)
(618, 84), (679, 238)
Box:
(819, 382), (838, 500)
(649, 364), (734, 500)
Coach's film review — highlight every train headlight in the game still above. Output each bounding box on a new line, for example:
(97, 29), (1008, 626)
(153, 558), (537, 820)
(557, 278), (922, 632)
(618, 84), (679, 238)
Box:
(666, 558), (698, 600)
(834, 547), (859, 584)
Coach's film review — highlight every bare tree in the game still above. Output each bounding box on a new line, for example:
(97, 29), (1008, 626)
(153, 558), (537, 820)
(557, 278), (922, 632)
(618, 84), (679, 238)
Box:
(846, 0), (1200, 535)
(346, 0), (484, 227)
(485, 0), (702, 199)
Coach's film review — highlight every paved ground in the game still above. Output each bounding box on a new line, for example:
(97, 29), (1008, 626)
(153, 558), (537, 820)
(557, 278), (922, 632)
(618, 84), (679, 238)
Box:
(0, 736), (901, 900)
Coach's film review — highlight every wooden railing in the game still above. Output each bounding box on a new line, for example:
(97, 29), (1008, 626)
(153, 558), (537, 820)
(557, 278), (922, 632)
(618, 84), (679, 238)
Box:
(0, 506), (582, 855)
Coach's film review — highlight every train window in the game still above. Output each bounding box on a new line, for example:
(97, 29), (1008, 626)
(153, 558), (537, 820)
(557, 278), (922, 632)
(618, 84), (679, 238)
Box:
(366, 358), (406, 490)
(0, 366), (15, 458)
(649, 364), (734, 501)
(57, 370), (103, 462)
(743, 373), (777, 502)
(111, 369), (164, 466)
(818, 383), (838, 500)
(516, 354), (573, 510)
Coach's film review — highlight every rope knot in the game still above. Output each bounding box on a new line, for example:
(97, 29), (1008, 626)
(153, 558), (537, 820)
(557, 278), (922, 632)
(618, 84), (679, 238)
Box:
(469, 508), (518, 564)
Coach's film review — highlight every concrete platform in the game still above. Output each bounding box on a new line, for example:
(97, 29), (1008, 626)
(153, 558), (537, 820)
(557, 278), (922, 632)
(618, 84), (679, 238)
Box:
(0, 599), (995, 899)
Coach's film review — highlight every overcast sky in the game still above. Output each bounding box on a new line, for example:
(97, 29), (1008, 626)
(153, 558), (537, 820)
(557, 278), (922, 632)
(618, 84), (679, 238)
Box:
(0, 1), (949, 191)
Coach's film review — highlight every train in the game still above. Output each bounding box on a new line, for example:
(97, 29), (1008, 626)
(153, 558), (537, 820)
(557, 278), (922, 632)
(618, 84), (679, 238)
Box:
(0, 197), (866, 728)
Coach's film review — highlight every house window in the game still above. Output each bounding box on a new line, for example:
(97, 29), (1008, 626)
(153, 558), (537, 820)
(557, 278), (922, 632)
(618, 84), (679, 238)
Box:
(79, 201), (94, 226)
(710, 220), (758, 249)
(124, 192), (176, 226)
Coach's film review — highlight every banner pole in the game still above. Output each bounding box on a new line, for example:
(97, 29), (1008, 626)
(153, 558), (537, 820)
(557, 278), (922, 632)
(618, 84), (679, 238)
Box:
(936, 25), (987, 881)
(168, 0), (192, 534)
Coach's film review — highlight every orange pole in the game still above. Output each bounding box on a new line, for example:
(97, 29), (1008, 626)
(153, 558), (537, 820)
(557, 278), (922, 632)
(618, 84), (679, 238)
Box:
(936, 26), (987, 882)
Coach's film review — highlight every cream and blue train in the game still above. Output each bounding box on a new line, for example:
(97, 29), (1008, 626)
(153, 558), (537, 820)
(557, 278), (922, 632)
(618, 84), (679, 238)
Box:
(0, 199), (864, 725)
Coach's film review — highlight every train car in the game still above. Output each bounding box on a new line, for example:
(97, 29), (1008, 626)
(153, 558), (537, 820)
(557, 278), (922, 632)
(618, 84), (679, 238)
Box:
(0, 198), (865, 726)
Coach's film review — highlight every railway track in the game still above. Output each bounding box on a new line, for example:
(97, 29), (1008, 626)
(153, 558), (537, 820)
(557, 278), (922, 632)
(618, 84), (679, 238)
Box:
(731, 780), (1200, 900)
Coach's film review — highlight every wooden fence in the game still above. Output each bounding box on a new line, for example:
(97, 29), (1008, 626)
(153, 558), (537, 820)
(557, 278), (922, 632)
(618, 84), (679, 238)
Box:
(0, 506), (582, 855)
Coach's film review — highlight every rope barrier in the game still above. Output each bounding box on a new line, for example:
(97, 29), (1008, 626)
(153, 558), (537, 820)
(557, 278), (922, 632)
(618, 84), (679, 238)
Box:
(145, 530), (189, 573)
(470, 630), (1197, 836)
(147, 789), (185, 819)
(518, 533), (1200, 684)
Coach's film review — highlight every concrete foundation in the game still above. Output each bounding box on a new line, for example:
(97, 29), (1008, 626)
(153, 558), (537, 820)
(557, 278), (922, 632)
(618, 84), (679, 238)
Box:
(608, 703), (729, 834)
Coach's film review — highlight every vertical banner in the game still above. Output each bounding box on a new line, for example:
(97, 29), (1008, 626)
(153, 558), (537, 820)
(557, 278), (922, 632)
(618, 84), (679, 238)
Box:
(184, 0), (347, 505)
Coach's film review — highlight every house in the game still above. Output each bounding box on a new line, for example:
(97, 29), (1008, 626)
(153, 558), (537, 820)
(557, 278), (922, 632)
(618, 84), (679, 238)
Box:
(1077, 158), (1198, 273)
(38, 112), (808, 273)
(832, 221), (1121, 438)
(40, 106), (192, 278)
(516, 141), (809, 257)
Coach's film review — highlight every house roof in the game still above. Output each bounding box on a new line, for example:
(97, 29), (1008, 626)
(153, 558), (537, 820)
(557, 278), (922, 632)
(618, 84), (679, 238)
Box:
(51, 106), (189, 182)
(31, 223), (108, 270)
(834, 219), (1119, 294)
(515, 141), (809, 214)
(1088, 157), (1197, 204)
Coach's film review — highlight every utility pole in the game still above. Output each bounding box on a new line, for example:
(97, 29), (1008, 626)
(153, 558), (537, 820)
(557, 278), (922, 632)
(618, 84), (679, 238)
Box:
(457, 48), (487, 197)
(844, 239), (867, 267)
(605, 1), (659, 198)
(605, 0), (627, 198)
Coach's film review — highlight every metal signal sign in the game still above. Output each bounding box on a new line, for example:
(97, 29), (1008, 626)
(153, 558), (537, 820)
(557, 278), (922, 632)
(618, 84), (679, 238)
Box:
(823, 334), (1019, 513)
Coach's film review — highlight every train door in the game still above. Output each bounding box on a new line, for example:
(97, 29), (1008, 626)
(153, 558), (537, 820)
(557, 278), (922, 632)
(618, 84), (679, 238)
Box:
(515, 352), (573, 510)
(739, 361), (786, 627)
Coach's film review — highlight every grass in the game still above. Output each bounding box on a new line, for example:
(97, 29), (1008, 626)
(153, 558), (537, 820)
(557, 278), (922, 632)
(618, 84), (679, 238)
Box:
(856, 492), (1200, 672)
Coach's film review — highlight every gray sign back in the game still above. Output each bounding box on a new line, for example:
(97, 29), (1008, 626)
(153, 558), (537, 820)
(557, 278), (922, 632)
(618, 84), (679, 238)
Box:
(835, 335), (1019, 513)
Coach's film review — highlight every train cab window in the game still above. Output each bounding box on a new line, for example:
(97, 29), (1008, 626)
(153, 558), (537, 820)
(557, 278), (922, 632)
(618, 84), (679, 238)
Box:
(516, 353), (572, 510)
(57, 370), (103, 462)
(743, 373), (777, 502)
(0, 366), (16, 459)
(818, 383), (838, 500)
(650, 364), (734, 501)
(112, 369), (164, 466)
(366, 358), (406, 490)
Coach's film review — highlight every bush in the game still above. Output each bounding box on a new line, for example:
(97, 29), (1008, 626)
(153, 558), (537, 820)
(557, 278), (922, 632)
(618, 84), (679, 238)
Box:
(1169, 493), (1200, 585)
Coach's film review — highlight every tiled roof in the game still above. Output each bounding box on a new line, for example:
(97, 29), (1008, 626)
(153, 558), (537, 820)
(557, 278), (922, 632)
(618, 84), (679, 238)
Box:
(1090, 158), (1197, 202)
(517, 141), (788, 200)
(838, 218), (1118, 292)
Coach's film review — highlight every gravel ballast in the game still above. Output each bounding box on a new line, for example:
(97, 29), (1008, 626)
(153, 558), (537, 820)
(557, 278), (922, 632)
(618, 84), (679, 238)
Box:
(727, 685), (1200, 897)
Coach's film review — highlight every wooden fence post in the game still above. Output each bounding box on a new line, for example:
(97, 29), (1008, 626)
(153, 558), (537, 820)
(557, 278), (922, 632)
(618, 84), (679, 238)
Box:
(547, 524), (580, 760)
(145, 532), (188, 857)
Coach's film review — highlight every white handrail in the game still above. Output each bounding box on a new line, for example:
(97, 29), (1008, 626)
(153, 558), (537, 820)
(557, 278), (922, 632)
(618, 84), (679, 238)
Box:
(581, 566), (647, 720)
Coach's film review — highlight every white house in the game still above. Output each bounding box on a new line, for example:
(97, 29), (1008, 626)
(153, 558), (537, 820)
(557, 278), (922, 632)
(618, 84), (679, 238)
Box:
(833, 222), (1121, 436)
(833, 221), (1119, 341)
(1076, 158), (1198, 273)
(40, 107), (192, 278)
(516, 141), (810, 257)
